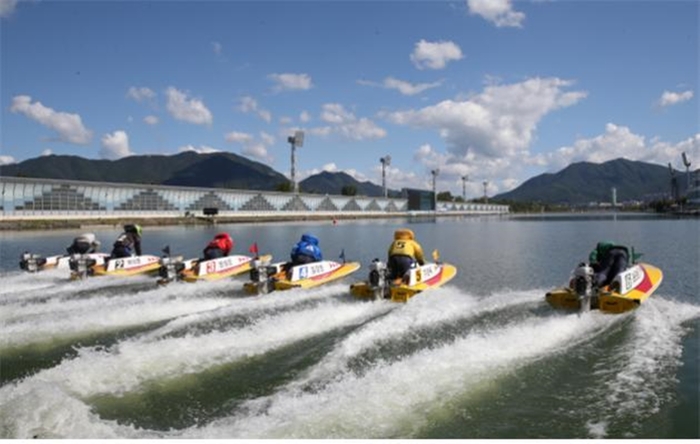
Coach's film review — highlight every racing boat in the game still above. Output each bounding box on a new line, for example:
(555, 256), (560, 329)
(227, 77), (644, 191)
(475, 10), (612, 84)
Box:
(243, 256), (361, 295)
(70, 254), (162, 280)
(20, 251), (108, 273)
(545, 261), (663, 314)
(350, 252), (458, 303)
(157, 253), (273, 285)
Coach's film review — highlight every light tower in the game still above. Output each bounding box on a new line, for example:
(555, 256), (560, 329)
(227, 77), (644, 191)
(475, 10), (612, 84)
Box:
(431, 169), (440, 211)
(287, 130), (304, 193)
(461, 175), (468, 202)
(682, 152), (692, 192)
(483, 180), (489, 204)
(380, 155), (391, 198)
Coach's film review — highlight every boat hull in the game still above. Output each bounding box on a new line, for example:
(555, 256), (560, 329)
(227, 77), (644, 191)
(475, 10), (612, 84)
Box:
(180, 254), (272, 282)
(90, 255), (162, 277)
(545, 262), (663, 314)
(350, 262), (457, 303)
(243, 260), (361, 294)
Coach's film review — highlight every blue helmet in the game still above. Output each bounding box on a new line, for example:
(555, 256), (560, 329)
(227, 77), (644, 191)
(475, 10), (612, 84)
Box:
(301, 233), (319, 246)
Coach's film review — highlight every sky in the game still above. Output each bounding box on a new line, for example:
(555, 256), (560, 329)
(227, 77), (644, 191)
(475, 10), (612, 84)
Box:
(1, 0), (698, 198)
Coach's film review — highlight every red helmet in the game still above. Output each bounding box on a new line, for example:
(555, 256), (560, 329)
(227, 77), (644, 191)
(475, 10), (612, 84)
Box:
(212, 232), (233, 254)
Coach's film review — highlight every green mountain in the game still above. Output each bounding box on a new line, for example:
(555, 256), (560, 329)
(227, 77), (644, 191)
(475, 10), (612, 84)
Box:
(299, 171), (400, 197)
(0, 152), (290, 190)
(493, 158), (692, 204)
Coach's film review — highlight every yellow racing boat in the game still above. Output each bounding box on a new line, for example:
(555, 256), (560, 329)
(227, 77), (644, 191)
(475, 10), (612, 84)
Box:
(244, 258), (360, 295)
(546, 262), (663, 314)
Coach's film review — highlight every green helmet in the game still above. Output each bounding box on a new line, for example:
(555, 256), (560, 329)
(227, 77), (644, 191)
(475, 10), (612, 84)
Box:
(135, 224), (142, 236)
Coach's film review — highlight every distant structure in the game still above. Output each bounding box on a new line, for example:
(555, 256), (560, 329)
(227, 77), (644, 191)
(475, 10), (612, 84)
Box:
(483, 181), (489, 204)
(611, 187), (617, 207)
(669, 163), (679, 201)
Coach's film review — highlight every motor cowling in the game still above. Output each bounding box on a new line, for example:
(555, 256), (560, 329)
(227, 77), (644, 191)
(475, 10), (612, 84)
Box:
(368, 259), (388, 299)
(158, 256), (186, 282)
(249, 258), (276, 294)
(69, 254), (97, 279)
(20, 252), (46, 273)
(573, 263), (594, 298)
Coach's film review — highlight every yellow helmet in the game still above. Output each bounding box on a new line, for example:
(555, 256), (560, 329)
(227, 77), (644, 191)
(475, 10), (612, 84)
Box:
(394, 228), (415, 240)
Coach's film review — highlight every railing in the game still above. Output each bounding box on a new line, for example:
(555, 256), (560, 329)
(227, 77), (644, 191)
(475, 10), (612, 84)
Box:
(0, 176), (509, 219)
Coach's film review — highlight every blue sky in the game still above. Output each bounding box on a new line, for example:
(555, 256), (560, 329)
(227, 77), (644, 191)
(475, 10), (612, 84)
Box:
(1, 0), (697, 197)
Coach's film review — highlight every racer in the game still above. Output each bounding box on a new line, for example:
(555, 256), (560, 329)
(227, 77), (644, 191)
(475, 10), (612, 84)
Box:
(202, 232), (234, 260)
(588, 241), (631, 288)
(111, 224), (142, 258)
(387, 228), (425, 285)
(290, 233), (323, 266)
(66, 233), (101, 255)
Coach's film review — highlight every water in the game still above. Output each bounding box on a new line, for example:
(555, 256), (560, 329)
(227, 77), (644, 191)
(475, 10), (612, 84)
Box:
(0, 215), (698, 438)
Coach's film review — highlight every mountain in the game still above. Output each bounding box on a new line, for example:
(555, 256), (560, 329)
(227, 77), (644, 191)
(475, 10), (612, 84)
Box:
(493, 158), (693, 204)
(299, 171), (400, 197)
(0, 151), (290, 190)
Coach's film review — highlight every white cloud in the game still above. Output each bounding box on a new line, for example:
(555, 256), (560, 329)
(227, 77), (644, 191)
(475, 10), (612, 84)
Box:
(41, 149), (52, 156)
(0, 155), (16, 165)
(0, 0), (19, 18)
(410, 39), (464, 70)
(657, 90), (694, 107)
(268, 73), (313, 92)
(10, 95), (93, 145)
(100, 130), (133, 160)
(225, 130), (274, 162)
(177, 145), (220, 154)
(211, 41), (222, 55)
(386, 77), (587, 158)
(165, 87), (213, 125)
(299, 111), (311, 123)
(238, 96), (272, 123)
(314, 103), (387, 141)
(359, 77), (442, 96)
(127, 86), (156, 102)
(144, 115), (159, 125)
(467, 0), (525, 28)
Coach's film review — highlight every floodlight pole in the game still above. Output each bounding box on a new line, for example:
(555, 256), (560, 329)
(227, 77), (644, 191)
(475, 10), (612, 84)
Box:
(380, 155), (391, 199)
(431, 169), (439, 211)
(288, 131), (304, 193)
(682, 152), (692, 192)
(483, 181), (488, 204)
(461, 175), (468, 201)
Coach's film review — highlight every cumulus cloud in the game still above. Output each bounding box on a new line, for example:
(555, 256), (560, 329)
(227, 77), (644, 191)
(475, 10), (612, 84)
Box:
(144, 115), (159, 125)
(10, 95), (93, 145)
(299, 111), (311, 123)
(386, 77), (587, 159)
(657, 90), (694, 107)
(358, 77), (442, 96)
(533, 124), (700, 172)
(410, 40), (463, 70)
(0, 0), (19, 18)
(238, 96), (272, 123)
(309, 103), (386, 141)
(177, 145), (220, 154)
(225, 130), (274, 162)
(268, 73), (313, 92)
(127, 86), (156, 102)
(41, 149), (52, 156)
(100, 130), (133, 160)
(211, 41), (222, 55)
(0, 155), (16, 165)
(467, 0), (525, 28)
(165, 87), (213, 125)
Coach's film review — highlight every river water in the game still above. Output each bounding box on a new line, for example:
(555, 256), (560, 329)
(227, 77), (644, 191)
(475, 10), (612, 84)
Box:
(0, 214), (698, 439)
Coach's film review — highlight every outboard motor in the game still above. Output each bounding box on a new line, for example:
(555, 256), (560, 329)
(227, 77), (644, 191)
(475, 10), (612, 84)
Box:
(249, 257), (276, 294)
(69, 254), (97, 280)
(19, 252), (45, 273)
(573, 263), (595, 312)
(368, 258), (388, 300)
(158, 255), (186, 284)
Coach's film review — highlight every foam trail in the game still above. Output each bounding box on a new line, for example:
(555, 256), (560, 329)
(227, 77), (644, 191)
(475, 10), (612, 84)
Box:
(185, 309), (620, 438)
(298, 287), (544, 384)
(0, 297), (386, 400)
(582, 297), (700, 437)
